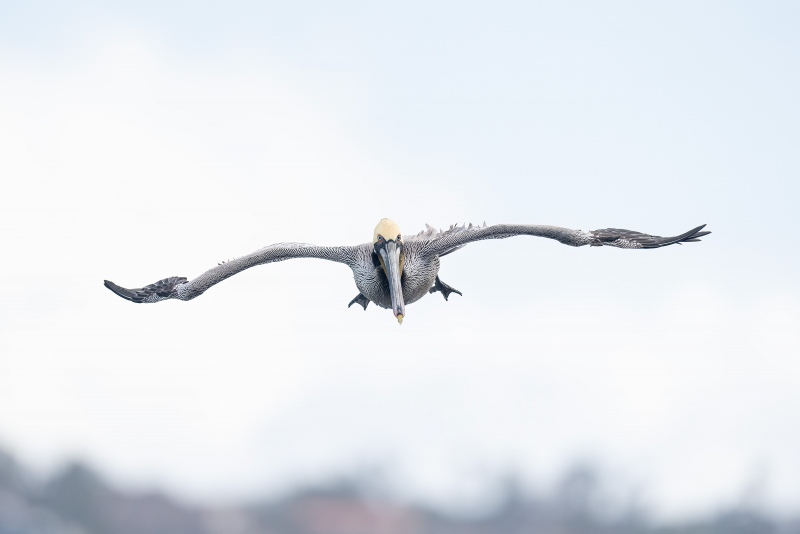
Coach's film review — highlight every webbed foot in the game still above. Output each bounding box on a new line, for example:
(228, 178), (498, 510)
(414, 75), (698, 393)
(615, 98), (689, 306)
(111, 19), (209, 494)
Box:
(348, 293), (370, 310)
(429, 276), (463, 301)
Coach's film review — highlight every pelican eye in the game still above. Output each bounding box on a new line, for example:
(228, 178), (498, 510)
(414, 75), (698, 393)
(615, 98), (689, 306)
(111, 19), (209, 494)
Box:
(397, 235), (401, 241)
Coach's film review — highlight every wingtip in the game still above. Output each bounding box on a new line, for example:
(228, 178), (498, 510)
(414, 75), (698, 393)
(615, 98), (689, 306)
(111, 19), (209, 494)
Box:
(104, 279), (139, 302)
(690, 224), (711, 240)
(678, 224), (712, 244)
(687, 224), (707, 234)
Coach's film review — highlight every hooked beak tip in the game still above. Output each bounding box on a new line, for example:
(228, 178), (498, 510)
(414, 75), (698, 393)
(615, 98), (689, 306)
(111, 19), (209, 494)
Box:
(396, 314), (403, 325)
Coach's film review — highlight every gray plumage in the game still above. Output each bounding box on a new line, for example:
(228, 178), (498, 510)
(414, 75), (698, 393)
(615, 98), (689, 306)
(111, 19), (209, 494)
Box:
(104, 222), (710, 316)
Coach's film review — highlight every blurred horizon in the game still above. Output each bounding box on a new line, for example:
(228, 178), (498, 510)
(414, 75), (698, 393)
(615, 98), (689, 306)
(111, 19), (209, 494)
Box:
(3, 440), (798, 534)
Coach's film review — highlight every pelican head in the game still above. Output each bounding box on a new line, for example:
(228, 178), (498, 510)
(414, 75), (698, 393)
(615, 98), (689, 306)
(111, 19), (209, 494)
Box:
(374, 218), (405, 324)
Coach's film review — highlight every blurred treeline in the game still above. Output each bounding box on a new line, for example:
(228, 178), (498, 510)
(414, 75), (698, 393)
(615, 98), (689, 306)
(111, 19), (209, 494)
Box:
(0, 446), (796, 534)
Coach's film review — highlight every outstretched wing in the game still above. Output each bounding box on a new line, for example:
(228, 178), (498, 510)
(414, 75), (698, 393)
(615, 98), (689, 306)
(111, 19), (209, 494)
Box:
(412, 222), (710, 257)
(105, 242), (360, 303)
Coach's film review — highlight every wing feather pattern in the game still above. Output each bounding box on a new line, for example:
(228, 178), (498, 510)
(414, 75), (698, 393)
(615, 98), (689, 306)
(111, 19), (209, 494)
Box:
(412, 222), (710, 257)
(105, 242), (359, 303)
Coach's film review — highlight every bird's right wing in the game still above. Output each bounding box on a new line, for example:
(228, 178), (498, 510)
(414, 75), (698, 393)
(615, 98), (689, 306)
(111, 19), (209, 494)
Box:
(104, 242), (360, 303)
(413, 222), (711, 258)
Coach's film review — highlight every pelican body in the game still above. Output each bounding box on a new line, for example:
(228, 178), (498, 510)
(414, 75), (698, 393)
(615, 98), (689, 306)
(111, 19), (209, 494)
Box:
(105, 219), (711, 324)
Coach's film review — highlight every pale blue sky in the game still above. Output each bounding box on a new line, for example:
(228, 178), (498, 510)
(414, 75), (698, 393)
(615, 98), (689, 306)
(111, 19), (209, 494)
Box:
(1, 0), (799, 519)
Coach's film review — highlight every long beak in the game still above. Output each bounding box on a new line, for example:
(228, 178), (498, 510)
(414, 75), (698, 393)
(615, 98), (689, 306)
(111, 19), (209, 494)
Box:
(379, 241), (405, 324)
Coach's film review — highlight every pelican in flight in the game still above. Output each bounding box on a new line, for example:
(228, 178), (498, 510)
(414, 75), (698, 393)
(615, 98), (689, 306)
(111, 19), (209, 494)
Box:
(105, 219), (710, 324)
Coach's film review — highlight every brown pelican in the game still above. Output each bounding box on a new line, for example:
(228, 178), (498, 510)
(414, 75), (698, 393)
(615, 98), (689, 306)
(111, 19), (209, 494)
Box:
(104, 219), (710, 324)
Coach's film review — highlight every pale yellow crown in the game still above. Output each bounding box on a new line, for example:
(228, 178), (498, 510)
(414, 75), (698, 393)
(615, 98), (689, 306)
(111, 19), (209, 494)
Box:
(373, 218), (402, 243)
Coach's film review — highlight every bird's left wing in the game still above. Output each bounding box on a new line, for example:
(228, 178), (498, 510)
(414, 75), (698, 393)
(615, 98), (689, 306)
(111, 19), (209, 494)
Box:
(104, 242), (360, 303)
(413, 222), (710, 258)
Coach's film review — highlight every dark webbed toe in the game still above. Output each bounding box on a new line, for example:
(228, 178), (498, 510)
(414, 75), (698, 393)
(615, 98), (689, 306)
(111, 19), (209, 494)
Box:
(348, 293), (370, 310)
(429, 276), (463, 301)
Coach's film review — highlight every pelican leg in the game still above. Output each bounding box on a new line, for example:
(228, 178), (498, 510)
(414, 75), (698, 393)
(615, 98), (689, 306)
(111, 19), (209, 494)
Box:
(429, 276), (463, 301)
(348, 293), (370, 310)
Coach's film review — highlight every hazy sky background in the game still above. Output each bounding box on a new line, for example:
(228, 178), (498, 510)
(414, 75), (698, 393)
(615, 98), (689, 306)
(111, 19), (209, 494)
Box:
(1, 0), (799, 521)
